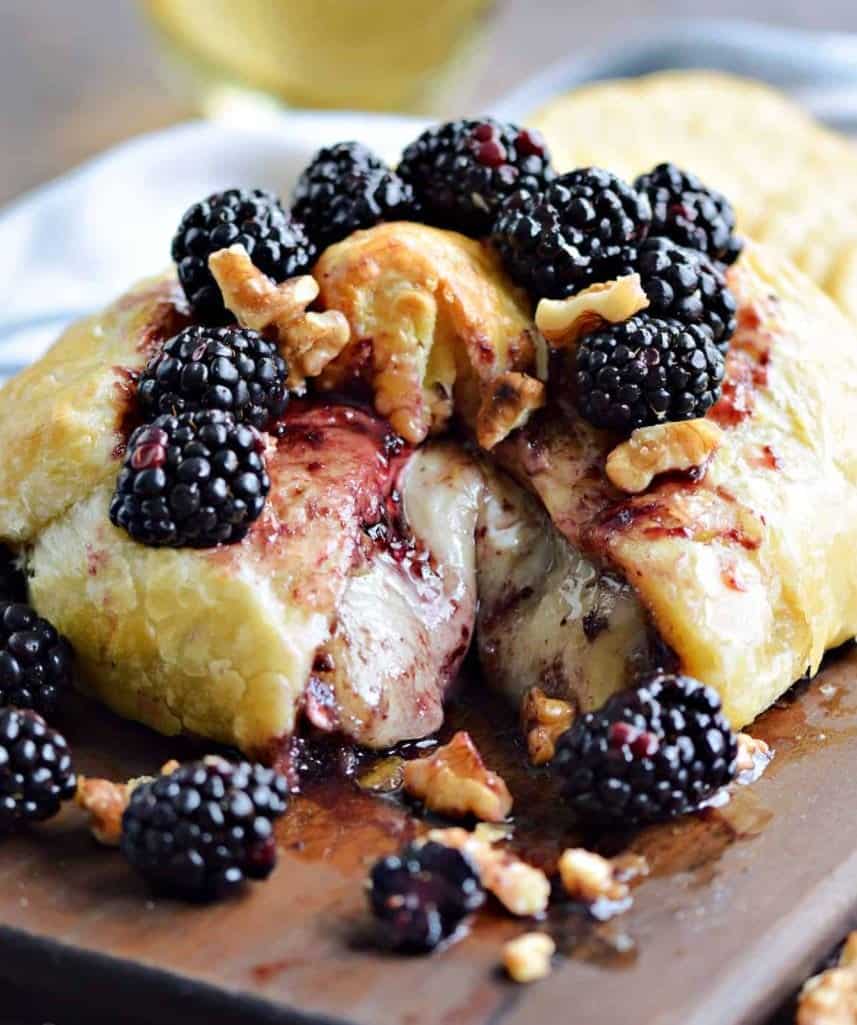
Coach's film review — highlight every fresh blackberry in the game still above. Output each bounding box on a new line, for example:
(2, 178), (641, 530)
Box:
(110, 410), (270, 548)
(634, 163), (742, 266)
(138, 325), (288, 429)
(493, 168), (651, 299)
(638, 237), (737, 350)
(555, 671), (738, 826)
(575, 314), (725, 432)
(398, 118), (554, 235)
(292, 141), (418, 250)
(0, 708), (76, 829)
(0, 546), (26, 602)
(0, 603), (74, 718)
(121, 756), (289, 900)
(171, 188), (316, 322)
(368, 841), (485, 953)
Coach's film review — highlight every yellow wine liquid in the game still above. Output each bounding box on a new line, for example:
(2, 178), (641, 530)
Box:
(143, 0), (496, 114)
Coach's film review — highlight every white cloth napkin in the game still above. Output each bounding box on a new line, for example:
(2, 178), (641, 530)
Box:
(0, 111), (426, 381)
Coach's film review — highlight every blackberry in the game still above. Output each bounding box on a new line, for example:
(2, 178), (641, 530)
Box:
(368, 841), (485, 953)
(171, 188), (316, 322)
(492, 168), (651, 299)
(638, 237), (737, 350)
(292, 141), (418, 250)
(0, 546), (26, 602)
(398, 118), (554, 236)
(575, 315), (725, 432)
(138, 325), (288, 429)
(634, 163), (742, 266)
(110, 410), (270, 548)
(0, 602), (74, 718)
(0, 708), (76, 829)
(121, 756), (289, 900)
(555, 672), (738, 826)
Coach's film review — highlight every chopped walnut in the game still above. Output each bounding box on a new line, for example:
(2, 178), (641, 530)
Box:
(75, 759), (179, 846)
(521, 687), (575, 766)
(606, 418), (724, 494)
(503, 932), (556, 983)
(429, 827), (550, 917)
(476, 371), (545, 450)
(208, 245), (350, 391)
(535, 275), (649, 348)
(558, 848), (629, 904)
(798, 933), (857, 1025)
(736, 733), (773, 776)
(403, 731), (513, 822)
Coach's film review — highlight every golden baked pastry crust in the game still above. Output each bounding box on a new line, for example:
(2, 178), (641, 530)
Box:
(0, 276), (188, 542)
(485, 241), (857, 727)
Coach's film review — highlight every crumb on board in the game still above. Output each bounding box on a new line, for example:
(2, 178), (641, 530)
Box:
(502, 932), (556, 983)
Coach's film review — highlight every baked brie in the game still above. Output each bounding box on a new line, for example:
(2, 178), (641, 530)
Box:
(4, 203), (856, 758)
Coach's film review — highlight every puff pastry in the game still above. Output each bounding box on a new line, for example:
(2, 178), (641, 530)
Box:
(478, 242), (857, 728)
(2, 276), (482, 759)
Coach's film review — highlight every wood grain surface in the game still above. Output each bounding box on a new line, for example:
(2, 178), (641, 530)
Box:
(2, 1), (857, 205)
(1, 648), (856, 1025)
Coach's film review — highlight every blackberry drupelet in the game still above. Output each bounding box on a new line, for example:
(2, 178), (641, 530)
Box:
(369, 841), (485, 953)
(575, 314), (725, 432)
(0, 708), (76, 829)
(138, 325), (288, 429)
(397, 118), (554, 235)
(638, 237), (737, 349)
(492, 168), (651, 299)
(171, 188), (316, 322)
(634, 162), (743, 266)
(0, 602), (74, 718)
(0, 546), (26, 602)
(110, 410), (270, 548)
(555, 671), (738, 826)
(121, 757), (289, 900)
(292, 141), (418, 250)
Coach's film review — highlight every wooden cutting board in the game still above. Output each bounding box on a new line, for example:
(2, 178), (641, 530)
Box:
(2, 647), (857, 1025)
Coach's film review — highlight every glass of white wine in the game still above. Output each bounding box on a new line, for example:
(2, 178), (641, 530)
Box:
(140, 0), (498, 116)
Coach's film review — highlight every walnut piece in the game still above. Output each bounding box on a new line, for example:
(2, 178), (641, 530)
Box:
(798, 933), (857, 1025)
(606, 418), (724, 494)
(535, 275), (649, 348)
(503, 932), (556, 983)
(429, 827), (550, 917)
(558, 848), (629, 903)
(476, 371), (546, 451)
(75, 759), (179, 846)
(403, 731), (513, 822)
(521, 687), (575, 766)
(736, 732), (772, 774)
(208, 245), (350, 392)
